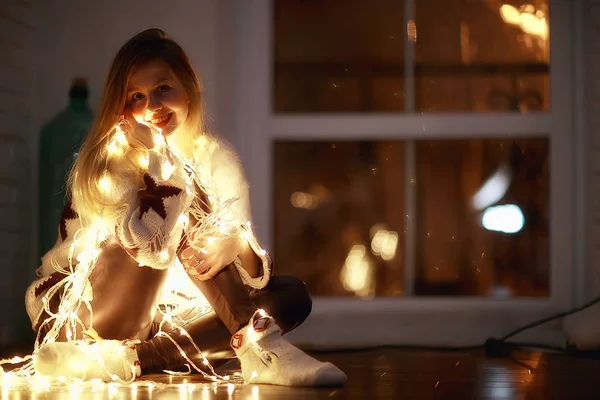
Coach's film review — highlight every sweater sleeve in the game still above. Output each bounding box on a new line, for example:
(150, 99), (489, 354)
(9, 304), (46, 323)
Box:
(208, 139), (272, 288)
(110, 147), (194, 270)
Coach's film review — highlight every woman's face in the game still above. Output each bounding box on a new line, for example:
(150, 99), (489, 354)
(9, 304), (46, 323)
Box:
(126, 60), (189, 137)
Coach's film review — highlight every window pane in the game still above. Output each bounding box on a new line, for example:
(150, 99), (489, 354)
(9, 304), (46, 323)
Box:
(414, 138), (549, 296)
(273, 141), (406, 297)
(273, 0), (405, 112)
(415, 0), (549, 112)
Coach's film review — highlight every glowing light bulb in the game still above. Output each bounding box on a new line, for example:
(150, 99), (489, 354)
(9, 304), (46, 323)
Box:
(162, 162), (174, 180)
(160, 250), (170, 261)
(500, 4), (520, 24)
(107, 141), (123, 157)
(407, 20), (417, 42)
(138, 155), (149, 169)
(98, 174), (112, 194)
(154, 134), (164, 148)
(341, 244), (373, 297)
(114, 131), (128, 146)
(482, 204), (525, 234)
(178, 214), (189, 227)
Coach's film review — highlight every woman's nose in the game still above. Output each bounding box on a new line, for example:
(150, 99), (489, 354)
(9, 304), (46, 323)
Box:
(147, 95), (162, 113)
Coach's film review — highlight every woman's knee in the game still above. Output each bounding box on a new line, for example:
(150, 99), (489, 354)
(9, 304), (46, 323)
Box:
(268, 275), (313, 330)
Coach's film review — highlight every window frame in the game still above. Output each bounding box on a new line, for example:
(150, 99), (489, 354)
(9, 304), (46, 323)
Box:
(232, 0), (577, 347)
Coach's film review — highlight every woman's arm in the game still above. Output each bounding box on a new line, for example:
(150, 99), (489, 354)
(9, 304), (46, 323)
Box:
(109, 145), (194, 270)
(202, 139), (272, 285)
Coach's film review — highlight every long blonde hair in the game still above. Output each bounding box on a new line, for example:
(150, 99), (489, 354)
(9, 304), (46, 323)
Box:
(70, 29), (204, 220)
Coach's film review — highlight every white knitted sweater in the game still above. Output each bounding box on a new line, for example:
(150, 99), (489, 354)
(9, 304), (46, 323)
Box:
(25, 135), (271, 330)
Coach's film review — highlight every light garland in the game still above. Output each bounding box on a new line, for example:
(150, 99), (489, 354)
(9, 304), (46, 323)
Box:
(0, 372), (255, 397)
(0, 121), (270, 392)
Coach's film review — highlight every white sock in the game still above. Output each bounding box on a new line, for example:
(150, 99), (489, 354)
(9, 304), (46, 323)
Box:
(34, 340), (141, 382)
(231, 310), (347, 387)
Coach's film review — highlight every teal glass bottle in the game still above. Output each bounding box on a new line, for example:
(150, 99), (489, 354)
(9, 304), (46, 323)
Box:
(38, 78), (94, 260)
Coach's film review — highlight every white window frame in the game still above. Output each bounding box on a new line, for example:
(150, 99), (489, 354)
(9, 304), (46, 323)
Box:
(232, 0), (578, 348)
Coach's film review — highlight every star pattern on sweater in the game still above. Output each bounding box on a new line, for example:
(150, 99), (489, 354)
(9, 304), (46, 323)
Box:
(59, 200), (79, 240)
(137, 173), (182, 220)
(34, 271), (68, 297)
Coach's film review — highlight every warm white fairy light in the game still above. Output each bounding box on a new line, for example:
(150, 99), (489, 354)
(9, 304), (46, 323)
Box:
(107, 141), (122, 157)
(160, 250), (170, 262)
(98, 174), (112, 194)
(161, 161), (174, 180)
(114, 131), (128, 146)
(154, 133), (164, 149)
(178, 213), (189, 228)
(0, 121), (270, 390)
(138, 154), (149, 169)
(108, 383), (118, 398)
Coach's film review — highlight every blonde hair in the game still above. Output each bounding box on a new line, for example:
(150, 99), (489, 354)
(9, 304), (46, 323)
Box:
(70, 28), (204, 220)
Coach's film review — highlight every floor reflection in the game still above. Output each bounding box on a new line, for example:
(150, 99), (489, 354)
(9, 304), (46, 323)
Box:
(2, 348), (600, 399)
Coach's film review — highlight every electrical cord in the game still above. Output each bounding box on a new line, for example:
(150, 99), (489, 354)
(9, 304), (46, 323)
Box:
(483, 294), (600, 357)
(311, 294), (600, 359)
(498, 294), (600, 342)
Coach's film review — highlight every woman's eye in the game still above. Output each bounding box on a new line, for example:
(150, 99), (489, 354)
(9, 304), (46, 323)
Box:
(157, 85), (171, 93)
(131, 92), (144, 101)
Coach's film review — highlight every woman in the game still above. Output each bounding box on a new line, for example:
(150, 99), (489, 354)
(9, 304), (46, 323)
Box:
(24, 29), (346, 387)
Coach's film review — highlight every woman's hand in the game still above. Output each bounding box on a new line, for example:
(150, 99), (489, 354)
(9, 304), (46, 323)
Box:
(180, 236), (244, 281)
(120, 107), (155, 149)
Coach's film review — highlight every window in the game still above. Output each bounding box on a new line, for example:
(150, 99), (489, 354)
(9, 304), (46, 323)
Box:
(275, 137), (549, 298)
(273, 0), (549, 113)
(235, 0), (574, 345)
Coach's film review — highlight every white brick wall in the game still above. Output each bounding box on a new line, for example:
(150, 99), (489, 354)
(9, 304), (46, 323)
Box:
(0, 0), (37, 349)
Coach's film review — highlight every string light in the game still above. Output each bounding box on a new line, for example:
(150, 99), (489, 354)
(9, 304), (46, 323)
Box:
(138, 155), (149, 169)
(161, 161), (175, 180)
(98, 174), (112, 194)
(1, 119), (271, 392)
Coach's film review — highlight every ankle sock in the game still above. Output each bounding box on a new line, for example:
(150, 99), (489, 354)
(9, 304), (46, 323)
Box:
(231, 310), (346, 387)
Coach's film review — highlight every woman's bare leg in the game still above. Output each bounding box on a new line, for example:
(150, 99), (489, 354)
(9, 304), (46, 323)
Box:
(38, 241), (169, 342)
(135, 265), (312, 373)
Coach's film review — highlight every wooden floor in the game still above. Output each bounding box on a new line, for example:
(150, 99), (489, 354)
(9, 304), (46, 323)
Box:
(2, 346), (600, 399)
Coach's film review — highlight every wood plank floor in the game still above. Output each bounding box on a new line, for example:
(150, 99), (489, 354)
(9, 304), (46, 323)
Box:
(2, 347), (600, 399)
